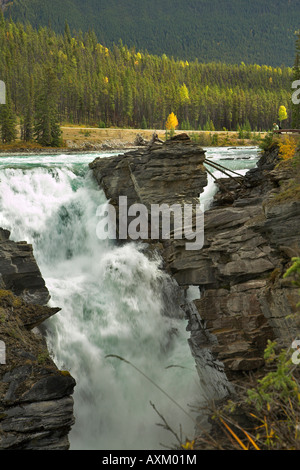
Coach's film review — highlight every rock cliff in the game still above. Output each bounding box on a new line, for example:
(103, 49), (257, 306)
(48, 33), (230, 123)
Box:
(0, 228), (49, 306)
(90, 133), (207, 216)
(0, 229), (76, 450)
(187, 145), (300, 379)
(89, 135), (300, 399)
(3, 133), (296, 449)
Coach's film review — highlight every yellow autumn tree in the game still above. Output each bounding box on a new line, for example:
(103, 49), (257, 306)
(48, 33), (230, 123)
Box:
(166, 112), (178, 130)
(278, 105), (288, 127)
(179, 84), (190, 104)
(165, 112), (178, 138)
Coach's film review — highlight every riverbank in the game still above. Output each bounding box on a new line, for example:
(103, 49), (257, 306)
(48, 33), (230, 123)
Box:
(0, 128), (267, 154)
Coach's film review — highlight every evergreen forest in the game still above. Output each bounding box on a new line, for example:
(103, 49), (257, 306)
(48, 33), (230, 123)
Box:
(4, 0), (300, 67)
(0, 13), (297, 143)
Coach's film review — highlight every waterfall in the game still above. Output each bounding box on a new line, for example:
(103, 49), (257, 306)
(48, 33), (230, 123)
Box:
(0, 159), (200, 450)
(0, 147), (259, 449)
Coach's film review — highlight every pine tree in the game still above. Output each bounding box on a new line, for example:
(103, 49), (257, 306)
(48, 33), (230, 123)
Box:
(22, 76), (34, 142)
(34, 66), (62, 147)
(141, 115), (147, 129)
(123, 73), (133, 126)
(64, 20), (72, 44)
(0, 16), (295, 134)
(23, 103), (34, 142)
(0, 90), (17, 144)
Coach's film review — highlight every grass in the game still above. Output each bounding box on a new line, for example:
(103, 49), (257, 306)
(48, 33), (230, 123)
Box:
(0, 126), (268, 153)
(193, 258), (300, 451)
(200, 341), (300, 451)
(189, 130), (265, 147)
(0, 140), (66, 152)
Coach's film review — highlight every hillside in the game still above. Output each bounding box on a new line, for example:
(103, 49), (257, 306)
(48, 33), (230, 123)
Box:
(0, 16), (294, 132)
(3, 0), (300, 67)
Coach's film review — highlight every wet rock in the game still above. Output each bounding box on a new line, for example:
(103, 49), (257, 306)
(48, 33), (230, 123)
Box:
(0, 288), (76, 450)
(0, 397), (74, 450)
(0, 231), (49, 305)
(0, 241), (76, 450)
(188, 146), (300, 377)
(90, 134), (207, 248)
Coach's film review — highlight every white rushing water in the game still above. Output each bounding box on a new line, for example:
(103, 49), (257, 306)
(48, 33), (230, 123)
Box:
(0, 146), (259, 450)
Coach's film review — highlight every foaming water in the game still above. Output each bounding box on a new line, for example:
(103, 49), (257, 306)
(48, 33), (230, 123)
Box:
(0, 147), (259, 449)
(201, 146), (260, 209)
(0, 158), (200, 449)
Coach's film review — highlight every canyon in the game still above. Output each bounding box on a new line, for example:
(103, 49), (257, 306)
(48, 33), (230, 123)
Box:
(0, 134), (299, 449)
(90, 134), (299, 390)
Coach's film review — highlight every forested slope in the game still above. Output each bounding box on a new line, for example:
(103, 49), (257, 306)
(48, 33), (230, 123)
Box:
(0, 14), (294, 131)
(3, 0), (300, 67)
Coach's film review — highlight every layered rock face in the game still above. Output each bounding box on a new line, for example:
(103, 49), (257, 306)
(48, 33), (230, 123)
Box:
(90, 134), (208, 269)
(185, 147), (300, 378)
(0, 230), (76, 450)
(90, 135), (299, 392)
(89, 133), (207, 223)
(0, 228), (49, 305)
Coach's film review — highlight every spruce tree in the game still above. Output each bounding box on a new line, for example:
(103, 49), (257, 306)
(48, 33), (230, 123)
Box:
(34, 66), (62, 147)
(123, 72), (133, 127)
(22, 76), (34, 142)
(0, 91), (17, 144)
(0, 16), (295, 133)
(141, 115), (147, 129)
(23, 103), (34, 142)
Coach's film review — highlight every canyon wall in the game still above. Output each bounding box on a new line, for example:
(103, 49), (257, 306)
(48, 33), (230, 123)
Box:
(90, 135), (300, 394)
(0, 228), (76, 450)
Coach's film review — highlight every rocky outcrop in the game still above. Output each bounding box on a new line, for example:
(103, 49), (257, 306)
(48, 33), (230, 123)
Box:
(89, 135), (300, 394)
(0, 228), (49, 305)
(90, 133), (207, 205)
(89, 133), (207, 239)
(0, 231), (76, 450)
(184, 146), (300, 379)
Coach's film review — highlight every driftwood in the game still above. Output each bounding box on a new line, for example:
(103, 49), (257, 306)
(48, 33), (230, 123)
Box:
(134, 132), (164, 147)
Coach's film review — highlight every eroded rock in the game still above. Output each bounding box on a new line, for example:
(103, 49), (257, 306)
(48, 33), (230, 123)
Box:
(0, 232), (76, 450)
(0, 289), (75, 450)
(0, 230), (49, 305)
(89, 136), (299, 390)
